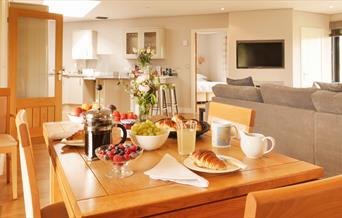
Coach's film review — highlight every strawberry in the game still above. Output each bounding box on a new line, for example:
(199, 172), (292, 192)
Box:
(113, 155), (124, 163)
(129, 145), (137, 152)
(114, 116), (121, 122)
(113, 111), (120, 117)
(127, 112), (135, 119)
(124, 152), (131, 161)
(121, 113), (128, 120)
(118, 144), (125, 149)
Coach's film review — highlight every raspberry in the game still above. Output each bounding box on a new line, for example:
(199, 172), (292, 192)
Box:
(113, 155), (124, 163)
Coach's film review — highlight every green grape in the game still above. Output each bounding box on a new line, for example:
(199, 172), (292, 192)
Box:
(131, 120), (163, 136)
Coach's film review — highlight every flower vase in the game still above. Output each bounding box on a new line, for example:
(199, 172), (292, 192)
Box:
(138, 104), (151, 121)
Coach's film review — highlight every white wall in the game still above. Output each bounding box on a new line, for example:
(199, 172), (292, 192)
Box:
(63, 13), (229, 112)
(197, 32), (226, 82)
(228, 9), (293, 86)
(292, 11), (331, 87)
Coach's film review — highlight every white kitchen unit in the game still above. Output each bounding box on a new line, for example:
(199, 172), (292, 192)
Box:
(124, 28), (165, 59)
(72, 30), (97, 59)
(62, 76), (95, 104)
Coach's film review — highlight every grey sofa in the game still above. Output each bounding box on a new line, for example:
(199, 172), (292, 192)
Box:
(212, 84), (342, 177)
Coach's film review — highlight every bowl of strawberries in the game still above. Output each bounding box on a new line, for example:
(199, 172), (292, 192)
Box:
(95, 143), (143, 178)
(112, 111), (138, 130)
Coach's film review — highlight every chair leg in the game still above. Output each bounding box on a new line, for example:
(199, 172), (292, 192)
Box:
(11, 148), (18, 199)
(6, 153), (10, 184)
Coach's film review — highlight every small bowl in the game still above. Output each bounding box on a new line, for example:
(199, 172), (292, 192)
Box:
(129, 128), (170, 151)
(67, 114), (84, 124)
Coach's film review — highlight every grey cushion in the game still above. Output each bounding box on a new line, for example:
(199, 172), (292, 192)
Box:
(226, 76), (255, 86)
(260, 84), (316, 110)
(212, 84), (263, 102)
(312, 90), (342, 114)
(313, 82), (342, 92)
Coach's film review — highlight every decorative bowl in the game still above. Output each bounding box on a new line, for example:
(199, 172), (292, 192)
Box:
(95, 143), (143, 178)
(129, 128), (170, 151)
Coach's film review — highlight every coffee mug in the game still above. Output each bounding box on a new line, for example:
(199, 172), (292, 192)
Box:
(240, 131), (275, 159)
(211, 120), (238, 148)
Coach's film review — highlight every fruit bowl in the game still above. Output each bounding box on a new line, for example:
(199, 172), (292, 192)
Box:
(67, 114), (84, 124)
(95, 143), (143, 178)
(129, 128), (170, 151)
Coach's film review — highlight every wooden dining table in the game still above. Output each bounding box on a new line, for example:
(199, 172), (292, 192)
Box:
(43, 121), (323, 218)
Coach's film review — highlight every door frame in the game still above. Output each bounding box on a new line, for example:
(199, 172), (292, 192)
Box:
(8, 7), (63, 136)
(190, 28), (228, 115)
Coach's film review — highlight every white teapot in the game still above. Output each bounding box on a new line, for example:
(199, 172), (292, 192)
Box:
(239, 130), (275, 159)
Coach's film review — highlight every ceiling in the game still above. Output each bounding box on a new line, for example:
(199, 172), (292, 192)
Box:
(12, 0), (342, 22)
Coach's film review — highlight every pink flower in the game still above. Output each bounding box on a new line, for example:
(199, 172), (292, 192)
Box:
(136, 74), (149, 84)
(138, 85), (150, 92)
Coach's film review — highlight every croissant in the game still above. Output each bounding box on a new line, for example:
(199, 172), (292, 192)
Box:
(191, 150), (227, 170)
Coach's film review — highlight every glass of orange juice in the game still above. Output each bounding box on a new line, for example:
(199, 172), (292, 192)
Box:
(176, 120), (197, 156)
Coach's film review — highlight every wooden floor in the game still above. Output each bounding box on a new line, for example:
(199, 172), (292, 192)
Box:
(0, 138), (49, 218)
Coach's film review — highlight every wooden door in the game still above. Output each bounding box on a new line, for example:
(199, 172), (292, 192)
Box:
(8, 7), (63, 137)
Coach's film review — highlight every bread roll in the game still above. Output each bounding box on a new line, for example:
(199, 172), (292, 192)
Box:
(155, 119), (176, 131)
(67, 130), (84, 140)
(191, 150), (227, 170)
(171, 114), (185, 123)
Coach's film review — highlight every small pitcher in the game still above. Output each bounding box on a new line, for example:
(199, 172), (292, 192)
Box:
(239, 130), (275, 159)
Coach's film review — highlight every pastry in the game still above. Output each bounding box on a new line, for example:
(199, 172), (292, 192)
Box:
(67, 130), (84, 141)
(171, 114), (186, 123)
(155, 119), (176, 131)
(191, 150), (227, 170)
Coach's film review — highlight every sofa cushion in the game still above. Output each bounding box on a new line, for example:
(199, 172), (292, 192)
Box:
(260, 84), (316, 110)
(212, 84), (263, 102)
(312, 90), (342, 114)
(226, 76), (255, 86)
(313, 81), (342, 92)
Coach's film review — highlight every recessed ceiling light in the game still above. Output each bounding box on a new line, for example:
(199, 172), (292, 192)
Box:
(43, 0), (100, 18)
(220, 7), (225, 11)
(329, 5), (334, 9)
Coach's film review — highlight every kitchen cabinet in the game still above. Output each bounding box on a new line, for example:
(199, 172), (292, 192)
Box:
(62, 76), (95, 104)
(72, 30), (97, 59)
(124, 28), (165, 59)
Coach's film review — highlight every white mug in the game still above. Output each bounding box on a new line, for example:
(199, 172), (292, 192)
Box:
(240, 131), (275, 159)
(211, 120), (238, 148)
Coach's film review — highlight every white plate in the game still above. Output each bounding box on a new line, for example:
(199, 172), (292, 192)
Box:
(61, 138), (84, 147)
(183, 155), (247, 174)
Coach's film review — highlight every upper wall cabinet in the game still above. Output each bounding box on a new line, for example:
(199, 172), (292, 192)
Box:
(124, 28), (165, 59)
(72, 30), (97, 60)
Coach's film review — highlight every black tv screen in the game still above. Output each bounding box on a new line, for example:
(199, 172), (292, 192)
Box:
(237, 40), (284, 68)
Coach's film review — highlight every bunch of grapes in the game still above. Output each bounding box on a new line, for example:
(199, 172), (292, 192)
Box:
(131, 120), (163, 136)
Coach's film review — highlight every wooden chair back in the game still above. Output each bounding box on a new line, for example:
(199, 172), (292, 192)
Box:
(0, 88), (11, 134)
(244, 175), (342, 218)
(15, 110), (41, 218)
(208, 102), (256, 132)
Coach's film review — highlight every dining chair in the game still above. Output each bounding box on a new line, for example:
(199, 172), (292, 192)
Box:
(0, 88), (17, 199)
(244, 175), (342, 218)
(15, 110), (68, 218)
(208, 102), (256, 133)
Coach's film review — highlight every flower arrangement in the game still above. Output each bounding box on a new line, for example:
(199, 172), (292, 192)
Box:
(130, 68), (159, 120)
(133, 47), (154, 68)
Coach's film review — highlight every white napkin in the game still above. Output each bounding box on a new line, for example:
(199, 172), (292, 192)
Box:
(144, 154), (209, 188)
(46, 122), (83, 140)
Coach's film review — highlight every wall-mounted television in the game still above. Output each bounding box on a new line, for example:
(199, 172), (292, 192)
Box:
(236, 40), (284, 68)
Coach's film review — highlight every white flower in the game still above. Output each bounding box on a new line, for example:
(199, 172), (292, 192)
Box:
(136, 74), (149, 83)
(138, 85), (150, 92)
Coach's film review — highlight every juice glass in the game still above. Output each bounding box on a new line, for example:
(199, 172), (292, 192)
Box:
(176, 120), (197, 156)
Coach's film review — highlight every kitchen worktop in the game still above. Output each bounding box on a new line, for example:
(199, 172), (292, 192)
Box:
(63, 73), (176, 81)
